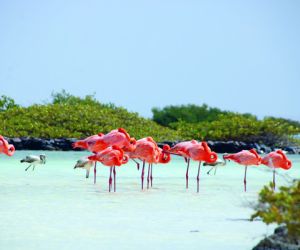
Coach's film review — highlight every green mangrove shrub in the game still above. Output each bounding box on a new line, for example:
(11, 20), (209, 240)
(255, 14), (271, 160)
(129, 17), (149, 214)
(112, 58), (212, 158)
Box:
(251, 180), (300, 241)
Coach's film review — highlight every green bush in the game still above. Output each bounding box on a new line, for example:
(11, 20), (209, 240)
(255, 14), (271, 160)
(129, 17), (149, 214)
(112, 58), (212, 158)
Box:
(0, 91), (179, 141)
(1, 92), (299, 144)
(251, 180), (300, 240)
(169, 113), (300, 146)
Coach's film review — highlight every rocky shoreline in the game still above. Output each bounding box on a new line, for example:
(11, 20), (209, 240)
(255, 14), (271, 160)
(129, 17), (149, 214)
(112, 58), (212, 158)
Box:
(253, 226), (300, 250)
(5, 137), (300, 154)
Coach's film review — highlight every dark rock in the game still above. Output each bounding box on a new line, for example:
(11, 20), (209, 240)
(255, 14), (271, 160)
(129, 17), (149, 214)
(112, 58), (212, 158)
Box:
(284, 147), (299, 154)
(209, 141), (242, 153)
(260, 144), (272, 154)
(253, 226), (300, 250)
(160, 141), (173, 147)
(4, 137), (298, 154)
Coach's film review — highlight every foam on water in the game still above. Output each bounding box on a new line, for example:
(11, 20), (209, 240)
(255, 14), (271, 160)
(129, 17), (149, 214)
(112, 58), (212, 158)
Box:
(0, 151), (299, 250)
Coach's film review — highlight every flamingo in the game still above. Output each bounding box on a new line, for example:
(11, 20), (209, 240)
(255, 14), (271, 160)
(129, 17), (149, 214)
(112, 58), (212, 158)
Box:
(90, 128), (136, 153)
(168, 140), (197, 189)
(89, 128), (137, 182)
(204, 154), (227, 175)
(169, 141), (217, 192)
(261, 150), (292, 190)
(185, 141), (218, 192)
(148, 144), (171, 188)
(20, 155), (46, 171)
(127, 137), (160, 190)
(72, 133), (104, 184)
(74, 157), (95, 178)
(0, 136), (15, 156)
(224, 149), (261, 192)
(88, 146), (129, 192)
(72, 133), (104, 151)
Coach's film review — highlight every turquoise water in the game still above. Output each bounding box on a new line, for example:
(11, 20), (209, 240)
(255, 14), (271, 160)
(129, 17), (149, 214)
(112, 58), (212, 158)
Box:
(0, 151), (299, 250)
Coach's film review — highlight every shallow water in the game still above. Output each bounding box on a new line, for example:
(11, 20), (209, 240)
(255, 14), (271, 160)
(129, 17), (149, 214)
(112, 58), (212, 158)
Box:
(0, 151), (299, 250)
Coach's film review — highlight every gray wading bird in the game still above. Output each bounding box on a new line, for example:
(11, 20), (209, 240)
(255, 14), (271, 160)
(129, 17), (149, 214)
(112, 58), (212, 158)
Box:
(20, 155), (46, 171)
(74, 157), (95, 178)
(204, 154), (227, 175)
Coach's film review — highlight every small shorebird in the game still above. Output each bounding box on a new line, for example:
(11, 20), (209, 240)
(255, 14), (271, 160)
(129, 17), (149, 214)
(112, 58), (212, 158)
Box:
(20, 155), (46, 171)
(74, 157), (94, 178)
(204, 154), (227, 175)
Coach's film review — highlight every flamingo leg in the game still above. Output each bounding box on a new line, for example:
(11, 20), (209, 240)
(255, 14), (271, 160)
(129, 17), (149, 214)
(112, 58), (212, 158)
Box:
(273, 168), (276, 191)
(197, 161), (201, 193)
(147, 164), (150, 189)
(214, 166), (217, 175)
(94, 162), (97, 184)
(86, 169), (90, 178)
(109, 167), (113, 192)
(113, 166), (116, 192)
(150, 164), (153, 187)
(186, 159), (190, 189)
(141, 161), (145, 190)
(132, 159), (140, 170)
(244, 166), (248, 192)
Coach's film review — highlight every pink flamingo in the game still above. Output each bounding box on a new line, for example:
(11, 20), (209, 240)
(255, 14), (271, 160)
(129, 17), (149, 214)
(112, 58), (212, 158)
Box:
(169, 141), (217, 191)
(127, 137), (160, 190)
(72, 133), (104, 184)
(91, 128), (136, 153)
(261, 150), (292, 190)
(224, 149), (262, 192)
(72, 133), (104, 151)
(168, 140), (197, 189)
(148, 144), (171, 188)
(88, 146), (129, 192)
(0, 136), (15, 156)
(187, 141), (218, 192)
(73, 128), (136, 184)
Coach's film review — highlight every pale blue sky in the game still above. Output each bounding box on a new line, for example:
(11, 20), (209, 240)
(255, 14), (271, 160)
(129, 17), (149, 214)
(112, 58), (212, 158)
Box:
(0, 0), (299, 120)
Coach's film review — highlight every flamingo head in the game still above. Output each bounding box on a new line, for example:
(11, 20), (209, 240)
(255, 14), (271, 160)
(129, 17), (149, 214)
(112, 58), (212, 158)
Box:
(122, 154), (129, 164)
(276, 150), (292, 170)
(0, 137), (15, 156)
(124, 138), (136, 152)
(284, 159), (292, 170)
(158, 144), (171, 163)
(204, 152), (218, 163)
(4, 144), (15, 156)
